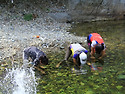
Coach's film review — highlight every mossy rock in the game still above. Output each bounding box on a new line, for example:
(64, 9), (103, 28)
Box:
(117, 74), (125, 79)
(116, 85), (123, 90)
(85, 89), (94, 94)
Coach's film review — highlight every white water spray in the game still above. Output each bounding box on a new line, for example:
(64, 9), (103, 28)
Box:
(0, 63), (37, 94)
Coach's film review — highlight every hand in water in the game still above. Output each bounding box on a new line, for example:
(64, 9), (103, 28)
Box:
(90, 56), (95, 59)
(98, 57), (102, 60)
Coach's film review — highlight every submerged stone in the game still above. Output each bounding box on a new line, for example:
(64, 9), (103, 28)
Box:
(117, 74), (125, 79)
(116, 85), (123, 90)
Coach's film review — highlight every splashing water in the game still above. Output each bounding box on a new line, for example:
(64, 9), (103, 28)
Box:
(0, 63), (37, 94)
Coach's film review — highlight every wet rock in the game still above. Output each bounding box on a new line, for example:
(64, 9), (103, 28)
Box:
(60, 46), (64, 49)
(0, 67), (5, 72)
(1, 63), (8, 67)
(68, 0), (80, 10)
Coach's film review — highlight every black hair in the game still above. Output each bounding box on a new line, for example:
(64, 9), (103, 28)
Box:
(76, 55), (81, 66)
(39, 56), (48, 65)
(95, 44), (103, 54)
(87, 36), (92, 44)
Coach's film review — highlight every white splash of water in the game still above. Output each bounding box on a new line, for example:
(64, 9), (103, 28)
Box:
(11, 0), (13, 3)
(1, 64), (37, 94)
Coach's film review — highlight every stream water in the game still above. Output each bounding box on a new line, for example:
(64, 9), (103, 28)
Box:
(38, 20), (125, 94)
(0, 20), (125, 94)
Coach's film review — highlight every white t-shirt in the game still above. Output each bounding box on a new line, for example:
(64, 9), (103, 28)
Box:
(70, 44), (87, 53)
(91, 40), (97, 47)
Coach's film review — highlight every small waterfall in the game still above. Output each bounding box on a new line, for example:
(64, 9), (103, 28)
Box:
(0, 63), (37, 94)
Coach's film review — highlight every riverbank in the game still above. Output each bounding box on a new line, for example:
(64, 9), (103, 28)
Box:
(1, 0), (124, 64)
(0, 2), (87, 62)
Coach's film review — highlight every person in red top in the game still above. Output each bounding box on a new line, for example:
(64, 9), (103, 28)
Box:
(87, 33), (106, 60)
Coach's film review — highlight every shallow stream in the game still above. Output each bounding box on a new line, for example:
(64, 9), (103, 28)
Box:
(0, 20), (125, 94)
(38, 20), (125, 94)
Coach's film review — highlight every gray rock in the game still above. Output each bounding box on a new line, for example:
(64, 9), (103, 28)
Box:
(48, 12), (71, 22)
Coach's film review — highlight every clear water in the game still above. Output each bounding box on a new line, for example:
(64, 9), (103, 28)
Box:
(37, 20), (125, 94)
(0, 20), (125, 94)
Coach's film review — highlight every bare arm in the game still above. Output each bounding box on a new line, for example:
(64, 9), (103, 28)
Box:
(73, 58), (80, 68)
(34, 66), (46, 74)
(39, 66), (46, 69)
(99, 49), (106, 59)
(90, 47), (96, 59)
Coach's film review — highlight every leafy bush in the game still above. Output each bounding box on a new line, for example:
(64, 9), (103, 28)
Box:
(23, 14), (33, 21)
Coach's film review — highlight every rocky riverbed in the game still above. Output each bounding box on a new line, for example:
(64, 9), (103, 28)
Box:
(0, 2), (87, 62)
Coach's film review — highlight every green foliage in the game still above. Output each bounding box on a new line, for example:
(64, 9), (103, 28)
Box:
(23, 14), (33, 21)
